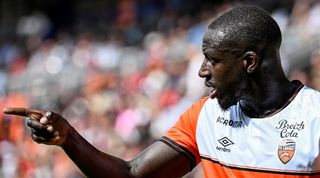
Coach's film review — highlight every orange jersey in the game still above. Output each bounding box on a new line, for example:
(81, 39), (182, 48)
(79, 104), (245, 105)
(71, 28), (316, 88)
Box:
(162, 83), (320, 178)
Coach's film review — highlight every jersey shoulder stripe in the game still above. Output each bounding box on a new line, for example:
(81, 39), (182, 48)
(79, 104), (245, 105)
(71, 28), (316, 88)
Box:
(162, 96), (209, 167)
(160, 136), (197, 170)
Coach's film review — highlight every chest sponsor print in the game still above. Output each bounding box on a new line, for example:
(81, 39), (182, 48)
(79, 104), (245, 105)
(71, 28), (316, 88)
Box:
(216, 116), (243, 128)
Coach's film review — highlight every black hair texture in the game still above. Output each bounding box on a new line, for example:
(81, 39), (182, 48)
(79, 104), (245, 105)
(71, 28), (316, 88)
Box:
(208, 6), (282, 51)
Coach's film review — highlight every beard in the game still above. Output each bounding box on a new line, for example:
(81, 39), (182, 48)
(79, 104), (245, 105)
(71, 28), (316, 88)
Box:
(215, 71), (248, 111)
(217, 93), (238, 111)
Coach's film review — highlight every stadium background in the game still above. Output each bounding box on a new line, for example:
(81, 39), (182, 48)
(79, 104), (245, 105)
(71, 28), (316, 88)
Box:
(0, 0), (320, 177)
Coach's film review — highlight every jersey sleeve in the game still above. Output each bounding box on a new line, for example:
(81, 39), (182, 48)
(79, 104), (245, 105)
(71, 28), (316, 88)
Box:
(160, 97), (209, 170)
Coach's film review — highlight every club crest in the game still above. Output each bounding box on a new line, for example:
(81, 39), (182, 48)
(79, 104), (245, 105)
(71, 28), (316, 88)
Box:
(278, 139), (296, 164)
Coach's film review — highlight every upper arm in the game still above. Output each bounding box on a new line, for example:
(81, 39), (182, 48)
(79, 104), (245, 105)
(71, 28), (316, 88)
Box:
(129, 141), (192, 178)
(128, 98), (209, 178)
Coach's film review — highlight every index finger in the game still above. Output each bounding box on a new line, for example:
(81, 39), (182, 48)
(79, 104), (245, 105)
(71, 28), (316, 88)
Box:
(3, 107), (44, 120)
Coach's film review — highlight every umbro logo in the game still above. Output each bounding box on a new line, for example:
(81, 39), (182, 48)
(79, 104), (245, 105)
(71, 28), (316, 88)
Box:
(218, 137), (234, 147)
(216, 137), (234, 152)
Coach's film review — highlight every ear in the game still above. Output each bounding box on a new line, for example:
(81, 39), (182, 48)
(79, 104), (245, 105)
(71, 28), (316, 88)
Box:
(241, 51), (258, 74)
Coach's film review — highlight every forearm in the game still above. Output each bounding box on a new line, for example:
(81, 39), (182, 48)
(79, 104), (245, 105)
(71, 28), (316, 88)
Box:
(3, 108), (191, 178)
(61, 127), (134, 178)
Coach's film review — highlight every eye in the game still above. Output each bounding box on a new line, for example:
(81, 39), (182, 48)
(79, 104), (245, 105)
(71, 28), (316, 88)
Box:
(205, 55), (217, 64)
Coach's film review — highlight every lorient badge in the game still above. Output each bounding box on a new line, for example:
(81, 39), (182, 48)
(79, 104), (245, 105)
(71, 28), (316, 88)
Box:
(278, 139), (296, 164)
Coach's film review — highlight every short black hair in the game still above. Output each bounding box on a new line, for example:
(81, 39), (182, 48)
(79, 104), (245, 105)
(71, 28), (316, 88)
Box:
(208, 6), (282, 52)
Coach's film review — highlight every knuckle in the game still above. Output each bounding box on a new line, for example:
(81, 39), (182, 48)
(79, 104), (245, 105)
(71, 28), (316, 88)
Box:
(32, 134), (40, 142)
(27, 119), (32, 126)
(45, 111), (52, 118)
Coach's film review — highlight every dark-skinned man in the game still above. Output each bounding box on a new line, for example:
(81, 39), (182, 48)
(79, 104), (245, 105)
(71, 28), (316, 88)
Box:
(3, 6), (320, 178)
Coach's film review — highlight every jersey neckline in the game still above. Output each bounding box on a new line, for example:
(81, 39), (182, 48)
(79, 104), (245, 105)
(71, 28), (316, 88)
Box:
(239, 80), (304, 119)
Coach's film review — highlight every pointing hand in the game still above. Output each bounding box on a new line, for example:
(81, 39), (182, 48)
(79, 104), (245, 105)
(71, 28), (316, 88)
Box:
(3, 107), (71, 146)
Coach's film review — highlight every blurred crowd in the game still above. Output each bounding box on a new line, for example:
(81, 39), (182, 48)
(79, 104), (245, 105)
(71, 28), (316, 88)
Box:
(0, 0), (320, 177)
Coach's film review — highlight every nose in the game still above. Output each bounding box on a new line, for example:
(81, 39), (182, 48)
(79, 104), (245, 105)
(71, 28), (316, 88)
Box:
(198, 59), (211, 78)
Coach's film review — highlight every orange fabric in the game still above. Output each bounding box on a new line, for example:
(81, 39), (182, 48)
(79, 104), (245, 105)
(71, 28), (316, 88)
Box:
(164, 96), (320, 178)
(201, 159), (320, 178)
(164, 97), (209, 164)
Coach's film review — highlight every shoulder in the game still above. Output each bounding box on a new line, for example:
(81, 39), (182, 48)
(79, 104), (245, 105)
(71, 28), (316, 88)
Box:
(192, 96), (211, 108)
(291, 86), (320, 116)
(298, 86), (320, 102)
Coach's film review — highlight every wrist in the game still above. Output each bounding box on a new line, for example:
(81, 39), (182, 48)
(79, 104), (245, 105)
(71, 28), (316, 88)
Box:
(60, 125), (76, 149)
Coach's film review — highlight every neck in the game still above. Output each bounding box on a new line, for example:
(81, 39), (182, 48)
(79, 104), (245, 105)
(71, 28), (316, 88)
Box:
(239, 77), (301, 118)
